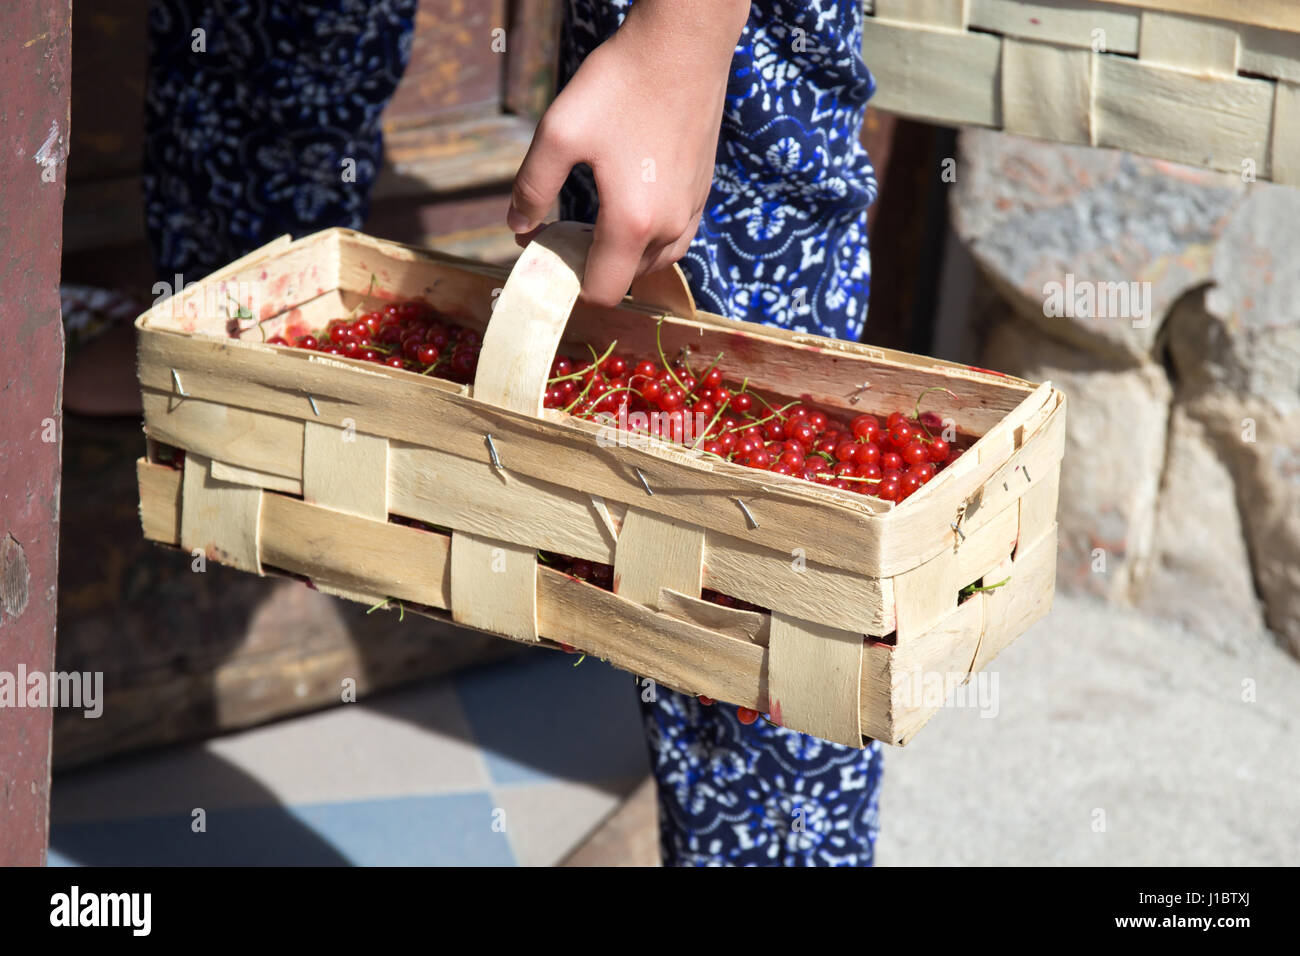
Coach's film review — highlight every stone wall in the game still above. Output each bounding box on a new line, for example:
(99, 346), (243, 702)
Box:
(950, 128), (1299, 657)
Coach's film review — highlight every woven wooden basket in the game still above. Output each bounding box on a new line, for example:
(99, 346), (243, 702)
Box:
(134, 224), (1065, 746)
(864, 0), (1300, 184)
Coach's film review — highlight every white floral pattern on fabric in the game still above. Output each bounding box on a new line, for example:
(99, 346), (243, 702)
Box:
(635, 685), (884, 867)
(561, 0), (877, 339)
(143, 0), (416, 279)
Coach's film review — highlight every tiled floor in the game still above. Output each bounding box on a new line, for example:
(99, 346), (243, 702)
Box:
(49, 651), (650, 866)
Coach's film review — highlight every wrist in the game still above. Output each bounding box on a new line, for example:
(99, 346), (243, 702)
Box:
(617, 0), (750, 71)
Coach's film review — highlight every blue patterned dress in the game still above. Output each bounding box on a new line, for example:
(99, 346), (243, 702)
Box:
(560, 0), (883, 866)
(143, 0), (883, 867)
(143, 0), (417, 278)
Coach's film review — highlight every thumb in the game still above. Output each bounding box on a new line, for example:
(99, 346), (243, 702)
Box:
(508, 116), (579, 233)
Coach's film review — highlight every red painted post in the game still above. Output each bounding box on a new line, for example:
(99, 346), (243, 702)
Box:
(0, 1), (71, 866)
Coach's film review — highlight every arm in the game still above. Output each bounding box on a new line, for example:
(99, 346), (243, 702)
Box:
(507, 0), (751, 307)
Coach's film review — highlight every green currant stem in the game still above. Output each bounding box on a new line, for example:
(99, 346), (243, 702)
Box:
(743, 387), (792, 419)
(913, 386), (958, 440)
(548, 340), (618, 385)
(562, 372), (601, 415)
(571, 385), (645, 419)
(655, 318), (690, 394)
(691, 399), (732, 451)
(696, 352), (725, 386)
(727, 402), (800, 434)
(962, 576), (1010, 595)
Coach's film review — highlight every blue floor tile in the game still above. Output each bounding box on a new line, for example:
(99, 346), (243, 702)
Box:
(49, 792), (516, 866)
(454, 652), (648, 787)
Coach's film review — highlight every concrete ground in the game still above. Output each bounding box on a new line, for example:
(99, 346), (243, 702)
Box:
(49, 591), (1300, 866)
(878, 592), (1300, 866)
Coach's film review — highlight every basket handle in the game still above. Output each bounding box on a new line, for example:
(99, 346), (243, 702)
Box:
(472, 221), (696, 416)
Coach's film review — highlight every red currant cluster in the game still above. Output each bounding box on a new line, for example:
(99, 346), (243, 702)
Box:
(543, 342), (965, 503)
(266, 300), (966, 503)
(268, 299), (482, 382)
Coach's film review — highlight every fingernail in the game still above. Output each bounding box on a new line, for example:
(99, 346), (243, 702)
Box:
(506, 207), (534, 233)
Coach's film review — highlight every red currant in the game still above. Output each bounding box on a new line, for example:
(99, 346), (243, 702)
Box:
(853, 442), (880, 467)
(902, 440), (929, 466)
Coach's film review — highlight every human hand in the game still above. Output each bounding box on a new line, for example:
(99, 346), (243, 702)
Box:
(507, 0), (750, 307)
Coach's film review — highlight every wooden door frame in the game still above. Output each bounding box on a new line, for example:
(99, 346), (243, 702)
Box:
(0, 0), (70, 867)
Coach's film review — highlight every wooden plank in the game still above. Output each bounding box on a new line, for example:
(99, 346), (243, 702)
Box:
(1017, 466), (1060, 555)
(450, 531), (539, 642)
(1139, 11), (1240, 76)
(1240, 26), (1300, 84)
(141, 389), (305, 481)
(258, 493), (451, 611)
(768, 613), (865, 747)
(612, 508), (705, 609)
(535, 569), (768, 710)
(972, 525), (1057, 673)
(893, 497), (1021, 641)
(703, 530), (895, 636)
(657, 588), (771, 646)
(1103, 0), (1300, 35)
(1093, 56), (1275, 175)
(137, 459), (181, 544)
(504, 0), (562, 120)
(381, 0), (505, 129)
(879, 592), (987, 745)
(302, 420), (389, 520)
(1272, 81), (1300, 187)
(874, 0), (969, 30)
(180, 453), (263, 574)
(209, 459), (303, 496)
(377, 113), (535, 198)
(139, 232), (325, 335)
(472, 220), (592, 416)
(860, 643), (897, 742)
(298, 418), (389, 606)
(863, 17), (1003, 128)
(388, 439), (619, 561)
(626, 264), (698, 320)
(1001, 38), (1094, 145)
(969, 0), (1140, 53)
